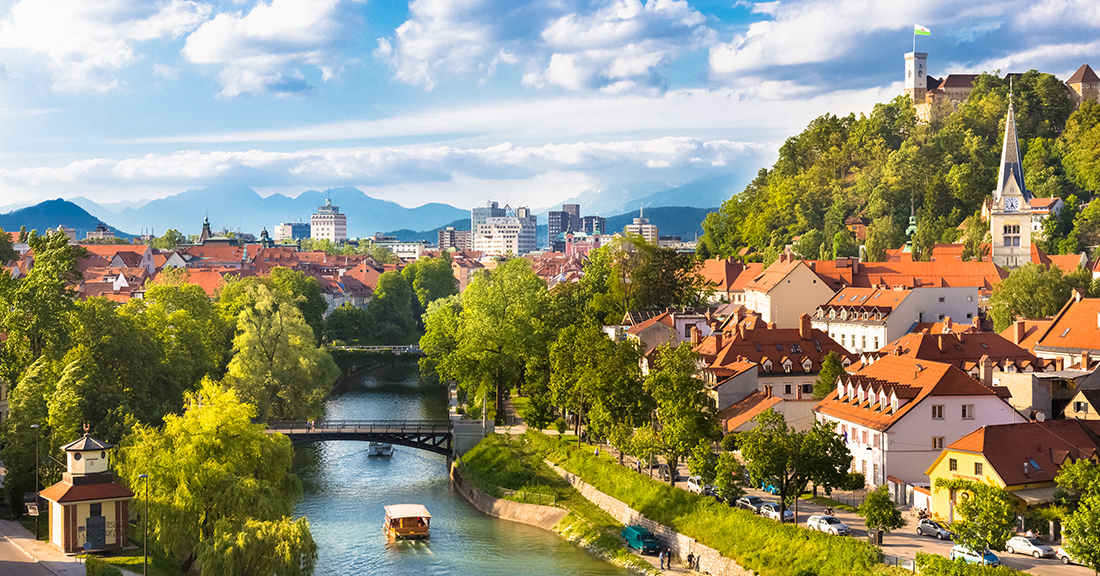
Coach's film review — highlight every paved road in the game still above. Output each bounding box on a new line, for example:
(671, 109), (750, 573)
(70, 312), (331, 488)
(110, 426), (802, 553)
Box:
(0, 535), (53, 576)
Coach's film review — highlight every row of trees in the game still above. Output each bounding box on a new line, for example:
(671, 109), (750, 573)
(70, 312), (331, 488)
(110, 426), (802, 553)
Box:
(700, 71), (1100, 263)
(0, 231), (339, 574)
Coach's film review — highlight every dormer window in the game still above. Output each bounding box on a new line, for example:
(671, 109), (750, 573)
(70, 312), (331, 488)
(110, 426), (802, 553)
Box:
(829, 309), (836, 318)
(842, 357), (852, 368)
(857, 386), (865, 403)
(837, 381), (846, 399)
(783, 360), (792, 373)
(763, 360), (773, 372)
(891, 396), (899, 412)
(802, 359), (813, 371)
(847, 383), (856, 400)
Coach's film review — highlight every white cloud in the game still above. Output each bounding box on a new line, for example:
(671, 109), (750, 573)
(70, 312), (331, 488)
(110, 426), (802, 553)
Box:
(181, 0), (356, 97)
(152, 63), (180, 79)
(0, 137), (772, 207)
(0, 0), (210, 92)
(377, 0), (714, 93)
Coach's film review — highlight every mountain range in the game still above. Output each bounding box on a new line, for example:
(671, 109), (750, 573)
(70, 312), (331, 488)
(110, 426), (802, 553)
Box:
(536, 176), (739, 218)
(0, 199), (132, 239)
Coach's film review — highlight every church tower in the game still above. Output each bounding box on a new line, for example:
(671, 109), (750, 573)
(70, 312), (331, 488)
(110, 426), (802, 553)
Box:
(990, 95), (1033, 269)
(905, 52), (928, 102)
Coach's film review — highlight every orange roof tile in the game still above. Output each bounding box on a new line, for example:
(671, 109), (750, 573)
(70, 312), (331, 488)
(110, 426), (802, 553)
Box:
(719, 391), (782, 432)
(946, 419), (1100, 486)
(743, 258), (804, 293)
(700, 258), (764, 292)
(702, 323), (852, 376)
(40, 480), (134, 504)
(999, 319), (1052, 352)
(814, 355), (1009, 431)
(1033, 296), (1100, 354)
(867, 330), (1045, 372)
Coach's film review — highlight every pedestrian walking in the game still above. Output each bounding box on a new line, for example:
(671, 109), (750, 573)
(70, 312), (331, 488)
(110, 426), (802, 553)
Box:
(687, 552), (694, 571)
(659, 549), (665, 570)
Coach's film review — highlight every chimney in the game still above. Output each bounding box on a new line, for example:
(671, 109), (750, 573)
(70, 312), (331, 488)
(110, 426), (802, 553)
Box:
(942, 316), (952, 333)
(852, 258), (860, 275)
(764, 385), (772, 399)
(937, 335), (947, 353)
(738, 323), (746, 340)
(894, 345), (902, 356)
(1074, 288), (1082, 303)
(1056, 357), (1065, 371)
(1083, 350), (1091, 370)
(979, 356), (993, 386)
(1013, 320), (1026, 344)
(690, 325), (702, 346)
(799, 313), (812, 341)
(973, 315), (981, 329)
(714, 332), (723, 351)
(767, 321), (777, 330)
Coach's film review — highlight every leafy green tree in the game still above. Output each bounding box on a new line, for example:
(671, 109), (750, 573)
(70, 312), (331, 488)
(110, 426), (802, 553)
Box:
(418, 295), (461, 378)
(401, 255), (458, 328)
(933, 478), (1017, 552)
(222, 284), (339, 421)
(118, 380), (307, 573)
(812, 351), (845, 400)
(712, 452), (746, 503)
(832, 229), (859, 259)
(687, 439), (718, 485)
(267, 267), (328, 344)
(197, 517), (317, 576)
(959, 214), (989, 262)
(1056, 458), (1100, 572)
(988, 263), (1083, 332)
(858, 486), (907, 533)
(0, 231), (85, 384)
(643, 343), (719, 486)
(369, 271), (416, 342)
(423, 259), (547, 422)
(0, 227), (15, 263)
(791, 229), (825, 260)
(149, 228), (187, 250)
(323, 303), (371, 344)
(0, 359), (62, 512)
(738, 409), (852, 520)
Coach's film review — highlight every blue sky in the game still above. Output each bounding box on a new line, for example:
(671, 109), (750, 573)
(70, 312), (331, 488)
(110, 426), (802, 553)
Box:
(0, 0), (1098, 211)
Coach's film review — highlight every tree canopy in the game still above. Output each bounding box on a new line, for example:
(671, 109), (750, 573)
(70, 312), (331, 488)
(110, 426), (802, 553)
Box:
(933, 478), (1017, 552)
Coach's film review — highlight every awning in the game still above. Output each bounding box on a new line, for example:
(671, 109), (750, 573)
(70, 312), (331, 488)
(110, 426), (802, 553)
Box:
(1013, 486), (1059, 505)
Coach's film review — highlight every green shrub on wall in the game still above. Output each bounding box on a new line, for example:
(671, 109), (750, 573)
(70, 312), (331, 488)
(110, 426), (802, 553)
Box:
(84, 556), (123, 576)
(915, 552), (1026, 575)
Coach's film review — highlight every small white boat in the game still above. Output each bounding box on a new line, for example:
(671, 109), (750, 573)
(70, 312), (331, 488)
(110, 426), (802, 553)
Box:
(384, 504), (431, 539)
(368, 441), (393, 456)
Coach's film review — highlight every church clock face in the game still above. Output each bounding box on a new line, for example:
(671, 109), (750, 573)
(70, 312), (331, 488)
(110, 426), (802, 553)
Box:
(1005, 197), (1019, 212)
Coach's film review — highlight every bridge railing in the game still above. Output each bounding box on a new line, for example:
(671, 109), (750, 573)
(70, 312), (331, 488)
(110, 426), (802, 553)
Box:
(265, 420), (452, 433)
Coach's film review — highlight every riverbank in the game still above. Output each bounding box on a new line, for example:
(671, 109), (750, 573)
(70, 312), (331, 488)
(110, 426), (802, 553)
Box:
(456, 434), (657, 575)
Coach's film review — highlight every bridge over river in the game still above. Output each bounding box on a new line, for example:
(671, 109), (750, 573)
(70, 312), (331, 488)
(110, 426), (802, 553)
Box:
(266, 419), (454, 456)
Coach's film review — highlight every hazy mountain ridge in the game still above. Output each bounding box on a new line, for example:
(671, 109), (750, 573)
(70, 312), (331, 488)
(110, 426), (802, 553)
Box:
(0, 199), (133, 239)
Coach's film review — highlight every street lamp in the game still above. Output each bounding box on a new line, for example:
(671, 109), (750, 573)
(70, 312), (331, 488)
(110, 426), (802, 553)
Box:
(138, 474), (149, 576)
(30, 424), (39, 541)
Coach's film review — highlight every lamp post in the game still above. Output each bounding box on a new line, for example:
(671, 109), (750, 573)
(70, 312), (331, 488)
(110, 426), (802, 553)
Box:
(30, 424), (39, 541)
(138, 474), (148, 576)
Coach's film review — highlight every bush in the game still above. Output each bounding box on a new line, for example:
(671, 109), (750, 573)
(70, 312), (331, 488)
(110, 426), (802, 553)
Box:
(915, 552), (1026, 575)
(84, 556), (124, 576)
(1024, 506), (1064, 537)
(554, 418), (568, 436)
(721, 433), (738, 452)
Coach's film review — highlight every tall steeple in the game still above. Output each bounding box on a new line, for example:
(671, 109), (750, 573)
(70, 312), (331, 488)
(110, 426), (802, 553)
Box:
(995, 92), (1030, 202)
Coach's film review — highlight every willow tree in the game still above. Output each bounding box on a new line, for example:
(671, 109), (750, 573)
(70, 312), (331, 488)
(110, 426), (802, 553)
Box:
(119, 381), (312, 575)
(222, 284), (339, 421)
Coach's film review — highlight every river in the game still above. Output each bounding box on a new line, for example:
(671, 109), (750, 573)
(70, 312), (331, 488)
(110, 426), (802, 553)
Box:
(291, 361), (632, 576)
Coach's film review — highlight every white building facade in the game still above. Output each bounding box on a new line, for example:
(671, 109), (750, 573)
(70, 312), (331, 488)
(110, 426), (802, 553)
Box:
(311, 199), (347, 243)
(473, 216), (537, 256)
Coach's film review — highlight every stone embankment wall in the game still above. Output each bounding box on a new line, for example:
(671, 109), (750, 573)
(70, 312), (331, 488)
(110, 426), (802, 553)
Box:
(450, 464), (567, 530)
(547, 461), (755, 576)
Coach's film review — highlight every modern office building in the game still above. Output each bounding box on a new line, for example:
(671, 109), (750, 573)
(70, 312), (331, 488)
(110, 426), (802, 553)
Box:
(581, 215), (606, 235)
(438, 227), (472, 251)
(311, 199), (347, 242)
(624, 208), (658, 244)
(474, 207), (537, 256)
(471, 201), (507, 232)
(273, 222), (311, 242)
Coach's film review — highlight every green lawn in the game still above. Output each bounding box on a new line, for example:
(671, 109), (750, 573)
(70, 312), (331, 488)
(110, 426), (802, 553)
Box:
(522, 430), (909, 576)
(93, 528), (188, 576)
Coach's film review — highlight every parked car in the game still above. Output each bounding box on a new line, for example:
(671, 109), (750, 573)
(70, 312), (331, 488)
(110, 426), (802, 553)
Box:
(949, 545), (1000, 567)
(621, 525), (660, 555)
(915, 519), (952, 540)
(1056, 546), (1078, 565)
(759, 502), (795, 522)
(758, 479), (781, 494)
(657, 463), (680, 482)
(686, 476), (706, 494)
(735, 496), (765, 514)
(1005, 536), (1055, 558)
(806, 515), (851, 536)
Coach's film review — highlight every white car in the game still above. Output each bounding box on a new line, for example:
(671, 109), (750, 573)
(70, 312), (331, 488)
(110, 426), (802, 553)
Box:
(1057, 546), (1078, 565)
(1006, 536), (1054, 558)
(806, 515), (851, 536)
(686, 476), (705, 494)
(759, 502), (795, 522)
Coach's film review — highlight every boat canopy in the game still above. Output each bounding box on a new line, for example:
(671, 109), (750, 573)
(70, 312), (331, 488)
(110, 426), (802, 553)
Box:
(385, 504), (431, 519)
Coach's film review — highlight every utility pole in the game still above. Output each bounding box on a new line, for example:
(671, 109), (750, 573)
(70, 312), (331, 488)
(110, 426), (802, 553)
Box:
(30, 424), (39, 540)
(138, 474), (149, 576)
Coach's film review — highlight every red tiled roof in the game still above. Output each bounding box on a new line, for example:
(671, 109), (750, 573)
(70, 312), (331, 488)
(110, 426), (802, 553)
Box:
(946, 419), (1100, 486)
(999, 319), (1052, 352)
(700, 258), (763, 292)
(626, 312), (675, 336)
(1033, 296), (1100, 353)
(702, 323), (853, 376)
(40, 480), (134, 504)
(1048, 254), (1086, 272)
(807, 259), (1007, 292)
(814, 355), (1008, 431)
(866, 330), (1045, 372)
(1030, 197), (1061, 209)
(743, 258), (804, 293)
(719, 391), (783, 433)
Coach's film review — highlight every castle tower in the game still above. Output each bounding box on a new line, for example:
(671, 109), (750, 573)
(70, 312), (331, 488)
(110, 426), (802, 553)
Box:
(1066, 64), (1100, 109)
(905, 52), (928, 102)
(990, 95), (1034, 269)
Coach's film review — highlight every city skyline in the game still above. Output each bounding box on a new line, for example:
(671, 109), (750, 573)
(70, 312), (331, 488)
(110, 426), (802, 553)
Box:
(0, 0), (1097, 209)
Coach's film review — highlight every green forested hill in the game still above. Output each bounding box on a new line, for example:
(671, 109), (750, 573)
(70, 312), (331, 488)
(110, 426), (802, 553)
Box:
(699, 71), (1100, 262)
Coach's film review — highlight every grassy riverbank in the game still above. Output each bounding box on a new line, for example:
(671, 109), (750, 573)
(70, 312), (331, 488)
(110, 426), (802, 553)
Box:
(520, 431), (909, 576)
(460, 434), (656, 575)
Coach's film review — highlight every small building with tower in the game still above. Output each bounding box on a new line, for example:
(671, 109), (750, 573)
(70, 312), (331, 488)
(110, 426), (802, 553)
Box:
(39, 433), (134, 554)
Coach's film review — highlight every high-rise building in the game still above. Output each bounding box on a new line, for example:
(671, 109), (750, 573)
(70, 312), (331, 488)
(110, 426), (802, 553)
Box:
(581, 216), (606, 235)
(547, 203), (581, 247)
(273, 222), (311, 242)
(624, 207), (658, 244)
(438, 227), (472, 251)
(474, 207), (537, 256)
(311, 198), (347, 242)
(471, 201), (506, 232)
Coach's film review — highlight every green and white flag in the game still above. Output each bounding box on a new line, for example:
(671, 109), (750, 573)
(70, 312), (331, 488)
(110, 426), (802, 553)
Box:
(915, 24), (931, 36)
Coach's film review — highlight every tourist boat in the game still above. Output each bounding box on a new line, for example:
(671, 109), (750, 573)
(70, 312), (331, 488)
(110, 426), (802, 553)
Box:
(383, 504), (431, 539)
(367, 441), (393, 456)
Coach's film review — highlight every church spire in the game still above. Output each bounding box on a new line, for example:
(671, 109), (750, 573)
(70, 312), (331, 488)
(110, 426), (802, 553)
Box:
(995, 91), (1029, 201)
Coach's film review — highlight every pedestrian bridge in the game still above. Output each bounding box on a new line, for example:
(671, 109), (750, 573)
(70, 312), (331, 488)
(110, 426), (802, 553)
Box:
(331, 345), (423, 355)
(265, 420), (453, 456)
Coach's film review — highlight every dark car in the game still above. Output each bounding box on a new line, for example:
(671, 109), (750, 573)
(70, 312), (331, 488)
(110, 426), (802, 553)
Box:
(915, 519), (952, 540)
(735, 496), (765, 514)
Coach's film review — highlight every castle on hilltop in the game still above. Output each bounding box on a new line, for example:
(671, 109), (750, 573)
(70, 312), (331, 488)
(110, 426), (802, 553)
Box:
(904, 51), (1100, 117)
